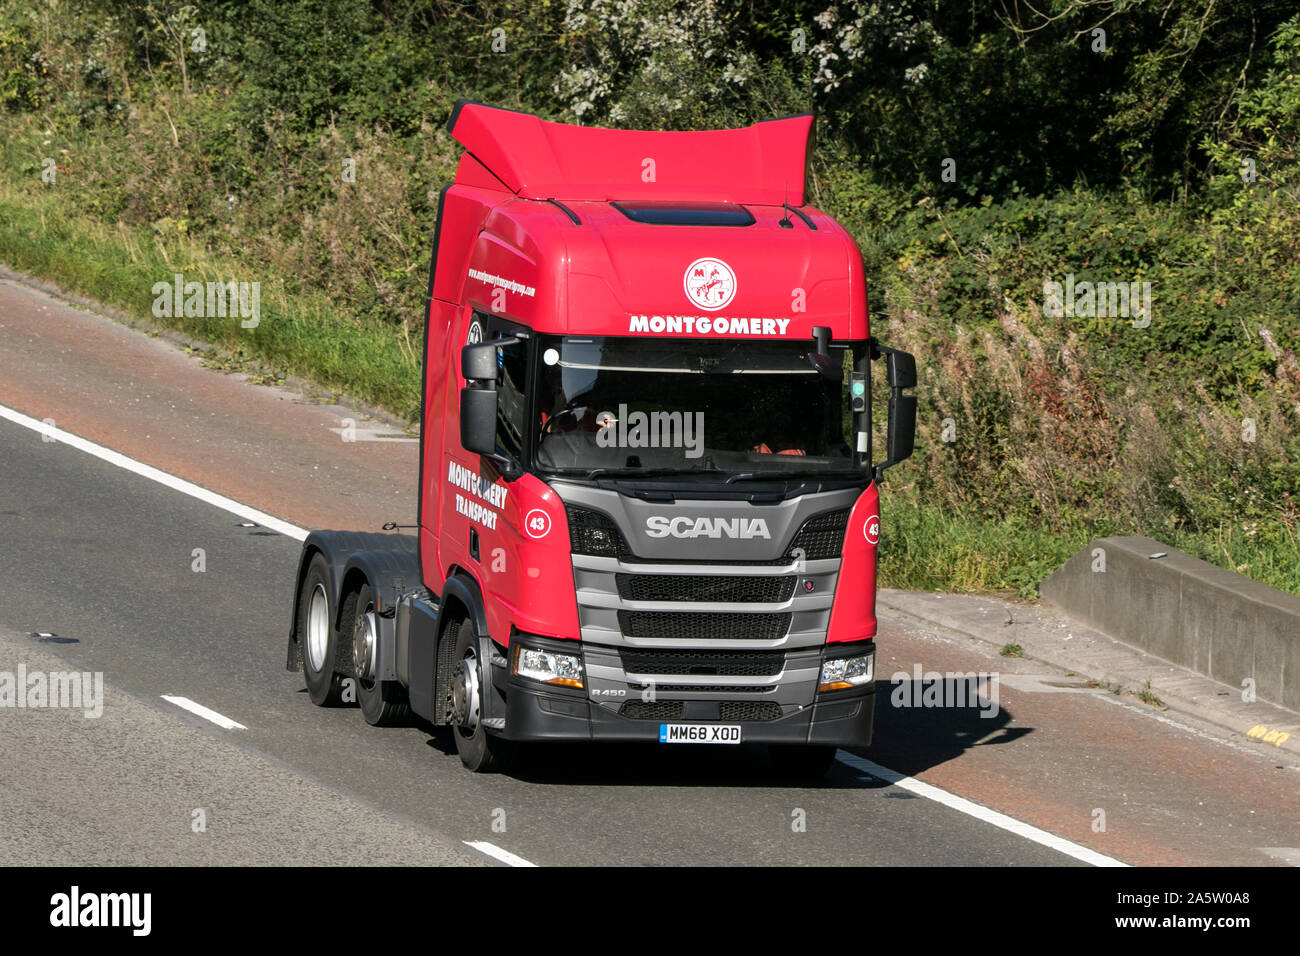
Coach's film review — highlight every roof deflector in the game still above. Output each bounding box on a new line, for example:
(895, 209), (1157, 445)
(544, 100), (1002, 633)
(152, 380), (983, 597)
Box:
(447, 100), (814, 206)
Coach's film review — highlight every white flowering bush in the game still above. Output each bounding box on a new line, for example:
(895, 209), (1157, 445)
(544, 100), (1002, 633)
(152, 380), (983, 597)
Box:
(809, 2), (944, 93)
(554, 0), (770, 127)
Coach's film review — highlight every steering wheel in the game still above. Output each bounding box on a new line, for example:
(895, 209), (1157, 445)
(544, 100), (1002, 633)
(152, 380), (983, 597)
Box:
(540, 399), (602, 438)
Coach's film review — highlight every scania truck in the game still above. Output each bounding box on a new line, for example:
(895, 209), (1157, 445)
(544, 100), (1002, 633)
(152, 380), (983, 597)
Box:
(285, 101), (917, 776)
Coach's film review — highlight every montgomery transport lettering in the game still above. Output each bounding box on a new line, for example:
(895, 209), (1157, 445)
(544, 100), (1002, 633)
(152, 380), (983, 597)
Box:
(628, 315), (792, 336)
(448, 460), (506, 530)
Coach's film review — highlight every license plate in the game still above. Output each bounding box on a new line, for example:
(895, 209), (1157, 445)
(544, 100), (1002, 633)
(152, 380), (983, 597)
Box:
(659, 723), (742, 744)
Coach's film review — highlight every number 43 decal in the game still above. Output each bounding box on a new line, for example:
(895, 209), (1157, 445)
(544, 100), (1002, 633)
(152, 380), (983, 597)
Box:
(864, 514), (880, 545)
(525, 509), (552, 539)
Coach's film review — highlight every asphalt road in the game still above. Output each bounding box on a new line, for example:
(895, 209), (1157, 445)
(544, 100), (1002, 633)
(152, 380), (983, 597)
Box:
(0, 414), (1080, 866)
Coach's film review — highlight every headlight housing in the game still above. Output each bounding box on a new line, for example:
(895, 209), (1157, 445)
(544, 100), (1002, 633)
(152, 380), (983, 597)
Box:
(513, 643), (584, 689)
(819, 650), (873, 692)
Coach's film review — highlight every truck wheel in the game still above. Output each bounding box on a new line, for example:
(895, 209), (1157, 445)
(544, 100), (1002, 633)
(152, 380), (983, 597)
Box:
(768, 744), (838, 780)
(447, 616), (508, 773)
(347, 583), (411, 727)
(298, 553), (347, 706)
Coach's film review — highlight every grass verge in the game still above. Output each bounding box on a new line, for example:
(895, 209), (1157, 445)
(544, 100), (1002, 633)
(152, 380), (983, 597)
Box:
(0, 181), (420, 419)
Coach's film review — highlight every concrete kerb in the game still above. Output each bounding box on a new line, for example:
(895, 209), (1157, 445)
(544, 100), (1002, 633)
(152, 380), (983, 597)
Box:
(1041, 536), (1300, 713)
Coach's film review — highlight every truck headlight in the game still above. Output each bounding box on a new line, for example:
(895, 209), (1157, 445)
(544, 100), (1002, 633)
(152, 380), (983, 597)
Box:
(819, 652), (873, 692)
(513, 644), (584, 689)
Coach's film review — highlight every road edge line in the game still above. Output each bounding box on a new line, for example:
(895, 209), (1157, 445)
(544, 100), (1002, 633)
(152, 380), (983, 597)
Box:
(463, 841), (538, 867)
(161, 695), (248, 730)
(836, 751), (1128, 867)
(0, 402), (308, 540)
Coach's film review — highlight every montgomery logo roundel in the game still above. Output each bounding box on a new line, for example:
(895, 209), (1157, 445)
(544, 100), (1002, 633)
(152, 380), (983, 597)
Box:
(684, 258), (737, 311)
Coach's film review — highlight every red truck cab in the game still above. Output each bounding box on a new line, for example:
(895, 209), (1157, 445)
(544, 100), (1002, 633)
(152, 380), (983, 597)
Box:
(287, 101), (917, 777)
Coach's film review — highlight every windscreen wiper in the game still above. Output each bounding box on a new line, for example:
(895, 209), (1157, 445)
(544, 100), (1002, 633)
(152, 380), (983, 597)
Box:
(724, 470), (866, 484)
(565, 467), (859, 483)
(581, 467), (731, 480)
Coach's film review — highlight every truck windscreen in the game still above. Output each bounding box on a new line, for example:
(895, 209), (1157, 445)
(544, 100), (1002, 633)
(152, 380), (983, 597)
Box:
(534, 335), (864, 478)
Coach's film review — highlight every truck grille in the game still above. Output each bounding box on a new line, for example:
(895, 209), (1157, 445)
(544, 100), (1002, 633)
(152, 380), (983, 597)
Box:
(618, 610), (791, 641)
(651, 684), (772, 694)
(620, 700), (683, 720)
(617, 700), (783, 721)
(719, 700), (783, 721)
(567, 506), (631, 558)
(787, 508), (850, 560)
(619, 648), (785, 677)
(616, 573), (796, 604)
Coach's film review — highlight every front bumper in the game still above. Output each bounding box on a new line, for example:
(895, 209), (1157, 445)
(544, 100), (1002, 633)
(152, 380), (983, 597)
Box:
(499, 674), (875, 747)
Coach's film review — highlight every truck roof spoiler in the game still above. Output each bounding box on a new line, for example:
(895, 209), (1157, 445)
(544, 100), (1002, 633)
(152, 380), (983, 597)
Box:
(446, 100), (814, 207)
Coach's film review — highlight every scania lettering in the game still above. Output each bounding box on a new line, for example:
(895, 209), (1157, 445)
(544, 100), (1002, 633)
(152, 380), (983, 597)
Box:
(284, 101), (918, 778)
(644, 516), (772, 540)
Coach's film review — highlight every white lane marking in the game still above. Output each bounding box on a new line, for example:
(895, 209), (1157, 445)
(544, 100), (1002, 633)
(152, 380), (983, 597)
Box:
(464, 841), (538, 867)
(0, 403), (308, 541)
(161, 695), (248, 730)
(836, 751), (1128, 867)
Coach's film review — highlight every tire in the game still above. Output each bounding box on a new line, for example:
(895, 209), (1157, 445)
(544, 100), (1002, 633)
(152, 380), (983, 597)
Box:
(298, 553), (347, 706)
(768, 744), (837, 780)
(347, 583), (411, 727)
(446, 616), (509, 773)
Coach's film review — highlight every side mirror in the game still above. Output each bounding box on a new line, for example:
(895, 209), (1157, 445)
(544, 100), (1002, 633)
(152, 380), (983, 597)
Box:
(887, 394), (916, 466)
(460, 341), (499, 457)
(459, 339), (523, 476)
(887, 350), (917, 390)
(460, 387), (497, 456)
(462, 341), (500, 381)
(871, 341), (918, 482)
